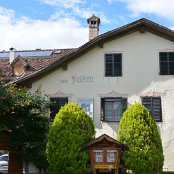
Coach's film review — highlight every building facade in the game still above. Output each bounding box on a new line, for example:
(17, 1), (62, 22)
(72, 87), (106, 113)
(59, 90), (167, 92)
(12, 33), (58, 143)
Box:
(1, 17), (174, 171)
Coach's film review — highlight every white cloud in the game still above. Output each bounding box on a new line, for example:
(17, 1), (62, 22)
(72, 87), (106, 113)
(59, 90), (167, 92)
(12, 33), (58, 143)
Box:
(73, 6), (94, 18)
(0, 6), (88, 51)
(39, 0), (111, 24)
(0, 2), (111, 51)
(39, 0), (94, 19)
(106, 0), (113, 4)
(40, 0), (85, 8)
(0, 6), (14, 24)
(119, 0), (174, 20)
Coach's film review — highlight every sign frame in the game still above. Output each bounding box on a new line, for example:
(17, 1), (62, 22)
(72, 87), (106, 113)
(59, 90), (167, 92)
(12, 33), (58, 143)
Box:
(78, 98), (94, 119)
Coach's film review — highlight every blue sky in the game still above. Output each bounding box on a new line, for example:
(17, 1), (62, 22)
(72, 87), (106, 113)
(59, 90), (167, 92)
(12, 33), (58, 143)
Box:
(0, 0), (174, 50)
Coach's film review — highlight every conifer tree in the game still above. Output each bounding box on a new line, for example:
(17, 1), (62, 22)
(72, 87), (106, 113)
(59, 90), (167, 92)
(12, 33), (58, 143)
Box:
(46, 103), (95, 174)
(117, 102), (164, 174)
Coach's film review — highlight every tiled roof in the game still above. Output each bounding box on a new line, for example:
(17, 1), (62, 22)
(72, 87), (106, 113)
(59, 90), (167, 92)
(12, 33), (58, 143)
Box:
(11, 56), (28, 67)
(0, 48), (77, 82)
(2, 18), (174, 85)
(0, 59), (12, 76)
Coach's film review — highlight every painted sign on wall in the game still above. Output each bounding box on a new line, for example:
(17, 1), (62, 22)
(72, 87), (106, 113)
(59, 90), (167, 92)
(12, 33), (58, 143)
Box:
(59, 74), (94, 84)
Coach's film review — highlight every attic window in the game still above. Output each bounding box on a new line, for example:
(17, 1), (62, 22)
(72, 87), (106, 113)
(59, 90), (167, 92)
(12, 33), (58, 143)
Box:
(14, 65), (25, 76)
(11, 57), (28, 76)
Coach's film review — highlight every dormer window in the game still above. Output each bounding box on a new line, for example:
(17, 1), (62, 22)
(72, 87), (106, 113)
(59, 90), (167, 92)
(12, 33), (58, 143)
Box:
(10, 56), (28, 76)
(14, 65), (26, 76)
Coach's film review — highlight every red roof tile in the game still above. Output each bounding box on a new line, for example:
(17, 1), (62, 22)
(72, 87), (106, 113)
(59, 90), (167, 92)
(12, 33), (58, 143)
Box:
(0, 48), (77, 82)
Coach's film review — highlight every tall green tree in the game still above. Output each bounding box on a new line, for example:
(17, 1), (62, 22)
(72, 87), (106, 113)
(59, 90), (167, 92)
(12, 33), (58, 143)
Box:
(117, 102), (164, 174)
(46, 103), (95, 174)
(0, 84), (50, 174)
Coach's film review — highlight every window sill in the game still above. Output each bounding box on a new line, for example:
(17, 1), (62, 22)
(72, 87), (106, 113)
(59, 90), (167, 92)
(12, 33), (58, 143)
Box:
(105, 76), (122, 77)
(101, 120), (120, 123)
(155, 120), (163, 123)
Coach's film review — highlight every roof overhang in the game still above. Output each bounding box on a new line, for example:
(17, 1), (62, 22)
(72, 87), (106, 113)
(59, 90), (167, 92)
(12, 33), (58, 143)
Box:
(12, 18), (174, 85)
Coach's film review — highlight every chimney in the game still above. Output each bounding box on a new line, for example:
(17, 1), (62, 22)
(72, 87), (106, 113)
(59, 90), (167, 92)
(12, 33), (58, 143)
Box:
(87, 15), (100, 41)
(9, 47), (16, 64)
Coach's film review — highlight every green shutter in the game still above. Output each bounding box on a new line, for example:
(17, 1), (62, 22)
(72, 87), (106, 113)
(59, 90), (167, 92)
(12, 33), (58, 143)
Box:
(50, 97), (68, 120)
(121, 98), (127, 113)
(101, 98), (105, 121)
(142, 97), (162, 122)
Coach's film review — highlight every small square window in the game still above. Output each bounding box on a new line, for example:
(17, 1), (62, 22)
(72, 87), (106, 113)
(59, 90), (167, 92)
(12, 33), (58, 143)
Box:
(107, 150), (116, 163)
(94, 150), (103, 163)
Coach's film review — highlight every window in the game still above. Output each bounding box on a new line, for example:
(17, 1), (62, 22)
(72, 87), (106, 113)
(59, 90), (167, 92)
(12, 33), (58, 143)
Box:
(107, 150), (117, 163)
(50, 97), (68, 120)
(14, 65), (25, 76)
(159, 52), (174, 75)
(101, 98), (127, 122)
(0, 154), (8, 161)
(93, 150), (103, 163)
(105, 53), (122, 77)
(141, 97), (162, 122)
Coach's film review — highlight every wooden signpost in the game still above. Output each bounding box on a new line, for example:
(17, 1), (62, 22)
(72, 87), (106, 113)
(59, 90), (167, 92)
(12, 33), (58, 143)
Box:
(85, 134), (127, 174)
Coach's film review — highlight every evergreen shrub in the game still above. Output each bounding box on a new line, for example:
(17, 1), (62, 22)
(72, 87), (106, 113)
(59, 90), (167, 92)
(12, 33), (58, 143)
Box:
(117, 102), (164, 174)
(46, 103), (95, 174)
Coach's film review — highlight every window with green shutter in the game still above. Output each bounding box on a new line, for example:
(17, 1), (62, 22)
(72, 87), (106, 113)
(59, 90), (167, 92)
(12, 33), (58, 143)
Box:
(141, 96), (162, 122)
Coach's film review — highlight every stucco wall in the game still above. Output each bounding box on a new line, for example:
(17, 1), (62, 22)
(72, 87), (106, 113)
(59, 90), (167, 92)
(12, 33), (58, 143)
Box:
(30, 31), (174, 171)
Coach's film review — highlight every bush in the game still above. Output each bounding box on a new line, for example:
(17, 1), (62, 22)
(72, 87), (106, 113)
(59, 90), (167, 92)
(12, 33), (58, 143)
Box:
(46, 103), (95, 174)
(117, 102), (164, 174)
(0, 85), (50, 173)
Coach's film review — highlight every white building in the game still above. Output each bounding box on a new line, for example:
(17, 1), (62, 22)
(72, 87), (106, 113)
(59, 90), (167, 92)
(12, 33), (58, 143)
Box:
(1, 16), (174, 172)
